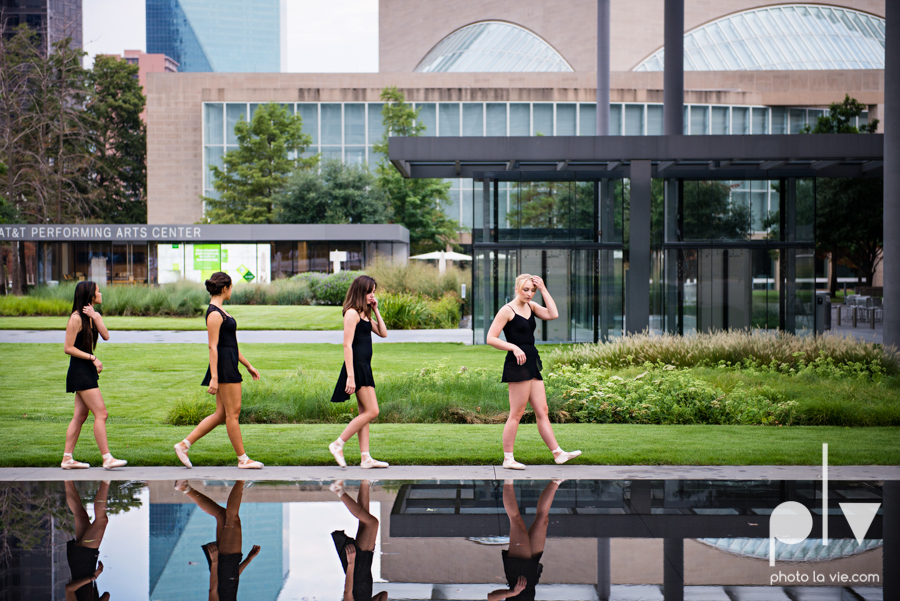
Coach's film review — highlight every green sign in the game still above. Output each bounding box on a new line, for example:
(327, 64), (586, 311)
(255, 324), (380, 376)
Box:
(193, 244), (220, 270)
(237, 264), (254, 282)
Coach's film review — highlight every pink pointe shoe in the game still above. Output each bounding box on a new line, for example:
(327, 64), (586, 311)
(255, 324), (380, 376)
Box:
(174, 441), (192, 468)
(238, 457), (264, 469)
(328, 441), (347, 468)
(61, 454), (90, 469)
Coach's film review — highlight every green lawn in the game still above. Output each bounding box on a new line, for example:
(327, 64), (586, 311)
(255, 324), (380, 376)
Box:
(2, 342), (899, 466)
(0, 305), (344, 330)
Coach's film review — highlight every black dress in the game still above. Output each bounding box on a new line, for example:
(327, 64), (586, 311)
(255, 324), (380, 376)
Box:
(331, 317), (376, 403)
(202, 542), (241, 601)
(501, 305), (543, 383)
(501, 550), (543, 601)
(66, 540), (100, 601)
(66, 328), (99, 393)
(202, 304), (243, 386)
(332, 530), (374, 601)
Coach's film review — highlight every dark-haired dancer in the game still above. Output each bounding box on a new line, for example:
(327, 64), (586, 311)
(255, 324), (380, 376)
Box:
(62, 281), (127, 470)
(487, 274), (581, 470)
(175, 480), (260, 601)
(329, 480), (387, 601)
(328, 275), (389, 469)
(488, 480), (563, 601)
(173, 272), (263, 469)
(64, 480), (110, 601)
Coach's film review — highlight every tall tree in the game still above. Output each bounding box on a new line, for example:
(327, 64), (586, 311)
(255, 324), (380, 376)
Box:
(275, 158), (390, 224)
(202, 103), (314, 224)
(86, 54), (147, 223)
(373, 86), (460, 252)
(801, 95), (881, 292)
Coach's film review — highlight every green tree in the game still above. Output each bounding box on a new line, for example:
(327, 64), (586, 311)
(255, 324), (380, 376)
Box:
(86, 54), (147, 223)
(801, 95), (881, 292)
(275, 158), (391, 224)
(202, 103), (314, 224)
(373, 86), (460, 252)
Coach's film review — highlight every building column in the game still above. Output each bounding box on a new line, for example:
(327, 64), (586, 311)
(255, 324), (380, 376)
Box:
(663, 0), (684, 135)
(596, 0), (610, 135)
(596, 537), (611, 600)
(627, 160), (651, 334)
(884, 481), (899, 600)
(663, 539), (684, 601)
(885, 1), (899, 349)
(482, 178), (492, 343)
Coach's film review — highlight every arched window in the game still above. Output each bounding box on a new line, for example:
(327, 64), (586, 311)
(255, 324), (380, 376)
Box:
(415, 21), (573, 73)
(635, 4), (884, 71)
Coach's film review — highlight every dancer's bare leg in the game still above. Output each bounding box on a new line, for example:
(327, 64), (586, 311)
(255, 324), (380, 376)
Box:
(338, 387), (379, 447)
(185, 397), (225, 445)
(77, 389), (111, 455)
(503, 381), (532, 453)
(527, 480), (560, 555)
(67, 480), (109, 548)
(219, 384), (245, 457)
(338, 481), (378, 552)
(64, 393), (90, 455)
(528, 381), (560, 451)
(356, 397), (370, 454)
(503, 481), (532, 559)
(218, 481), (244, 555)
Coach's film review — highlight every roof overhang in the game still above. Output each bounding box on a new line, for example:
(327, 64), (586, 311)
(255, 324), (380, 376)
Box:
(389, 134), (884, 180)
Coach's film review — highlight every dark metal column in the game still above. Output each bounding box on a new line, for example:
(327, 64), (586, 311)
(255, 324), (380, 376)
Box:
(663, 0), (684, 135)
(884, 481), (900, 600)
(885, 1), (899, 349)
(482, 178), (491, 343)
(596, 0), (610, 135)
(663, 539), (684, 601)
(627, 160), (651, 334)
(596, 537), (611, 601)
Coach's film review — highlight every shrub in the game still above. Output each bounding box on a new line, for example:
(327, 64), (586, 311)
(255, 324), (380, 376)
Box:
(378, 291), (461, 329)
(229, 279), (312, 305)
(365, 258), (468, 300)
(548, 330), (899, 377)
(549, 364), (798, 426)
(0, 295), (70, 316)
(292, 271), (360, 305)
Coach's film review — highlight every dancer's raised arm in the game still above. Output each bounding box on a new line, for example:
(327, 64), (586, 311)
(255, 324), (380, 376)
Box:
(528, 276), (558, 321)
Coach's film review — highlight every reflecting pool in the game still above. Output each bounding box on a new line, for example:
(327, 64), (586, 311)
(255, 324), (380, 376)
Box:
(0, 479), (890, 600)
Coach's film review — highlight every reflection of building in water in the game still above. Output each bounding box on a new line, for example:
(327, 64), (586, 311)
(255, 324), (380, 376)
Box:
(0, 516), (69, 600)
(149, 487), (289, 600)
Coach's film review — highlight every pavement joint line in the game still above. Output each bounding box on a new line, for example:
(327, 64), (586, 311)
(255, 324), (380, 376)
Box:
(3, 465), (898, 482)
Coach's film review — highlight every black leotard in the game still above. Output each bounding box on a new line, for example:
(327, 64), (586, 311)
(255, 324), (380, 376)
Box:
(66, 327), (99, 393)
(501, 304), (543, 382)
(202, 304), (242, 385)
(331, 317), (375, 402)
(332, 530), (374, 601)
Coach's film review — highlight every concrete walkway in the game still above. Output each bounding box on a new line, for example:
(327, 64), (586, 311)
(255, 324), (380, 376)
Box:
(0, 328), (474, 344)
(1, 465), (896, 482)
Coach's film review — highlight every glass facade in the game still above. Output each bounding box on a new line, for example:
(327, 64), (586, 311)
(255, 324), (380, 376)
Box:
(472, 179), (625, 344)
(651, 178), (817, 336)
(147, 0), (281, 72)
(203, 101), (863, 229)
(636, 4), (885, 71)
(415, 21), (573, 73)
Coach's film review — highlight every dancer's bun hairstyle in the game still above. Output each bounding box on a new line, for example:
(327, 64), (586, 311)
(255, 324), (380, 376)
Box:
(205, 271), (232, 296)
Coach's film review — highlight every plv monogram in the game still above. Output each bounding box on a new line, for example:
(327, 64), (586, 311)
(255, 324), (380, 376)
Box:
(768, 444), (881, 566)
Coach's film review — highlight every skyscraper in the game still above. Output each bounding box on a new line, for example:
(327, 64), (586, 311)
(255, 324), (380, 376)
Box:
(145, 0), (283, 73)
(1, 0), (83, 53)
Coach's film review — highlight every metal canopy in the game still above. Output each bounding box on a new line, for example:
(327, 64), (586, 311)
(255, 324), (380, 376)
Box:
(389, 134), (884, 180)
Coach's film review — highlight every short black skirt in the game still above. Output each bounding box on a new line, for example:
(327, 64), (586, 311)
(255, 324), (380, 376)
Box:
(67, 540), (100, 601)
(202, 346), (242, 385)
(331, 360), (376, 403)
(502, 550), (543, 601)
(332, 530), (374, 601)
(501, 345), (543, 383)
(202, 542), (241, 601)
(67, 357), (99, 393)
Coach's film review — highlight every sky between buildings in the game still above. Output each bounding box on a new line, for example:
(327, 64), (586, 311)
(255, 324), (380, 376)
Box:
(82, 0), (379, 72)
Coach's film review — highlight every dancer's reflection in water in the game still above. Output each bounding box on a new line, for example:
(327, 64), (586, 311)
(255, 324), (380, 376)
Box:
(175, 480), (261, 601)
(488, 480), (563, 601)
(329, 480), (388, 601)
(65, 480), (109, 601)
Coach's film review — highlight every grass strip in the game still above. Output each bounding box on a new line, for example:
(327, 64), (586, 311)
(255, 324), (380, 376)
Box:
(2, 420), (898, 467)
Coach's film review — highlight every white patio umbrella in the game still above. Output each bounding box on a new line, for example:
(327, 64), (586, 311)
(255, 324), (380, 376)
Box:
(409, 250), (472, 273)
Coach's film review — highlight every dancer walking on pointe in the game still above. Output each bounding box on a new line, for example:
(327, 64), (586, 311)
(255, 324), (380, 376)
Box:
(486, 274), (581, 470)
(62, 281), (127, 470)
(173, 272), (264, 469)
(328, 275), (389, 469)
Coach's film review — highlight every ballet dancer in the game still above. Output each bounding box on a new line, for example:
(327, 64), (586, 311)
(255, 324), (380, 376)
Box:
(486, 274), (581, 469)
(62, 281), (127, 470)
(328, 275), (389, 469)
(173, 272), (263, 469)
(329, 479), (387, 601)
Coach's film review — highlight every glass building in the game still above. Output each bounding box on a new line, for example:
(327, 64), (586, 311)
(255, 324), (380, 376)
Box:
(146, 0), (282, 72)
